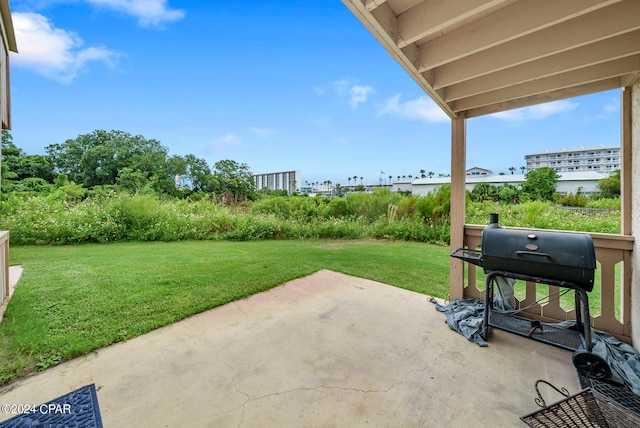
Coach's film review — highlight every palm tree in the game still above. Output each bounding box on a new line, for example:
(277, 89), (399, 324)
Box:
(509, 166), (516, 175)
(397, 175), (401, 181)
(347, 177), (351, 187)
(520, 166), (526, 174)
(388, 175), (392, 183)
(360, 176), (363, 185)
(420, 169), (426, 178)
(428, 171), (435, 178)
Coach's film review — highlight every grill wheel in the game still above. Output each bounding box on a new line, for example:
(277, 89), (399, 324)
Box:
(572, 350), (611, 379)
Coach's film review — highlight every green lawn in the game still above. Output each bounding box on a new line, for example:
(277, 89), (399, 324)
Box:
(0, 239), (450, 384)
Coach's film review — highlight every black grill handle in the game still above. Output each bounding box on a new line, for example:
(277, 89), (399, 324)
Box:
(515, 251), (551, 259)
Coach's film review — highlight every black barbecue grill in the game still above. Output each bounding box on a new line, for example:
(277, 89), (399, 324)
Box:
(451, 214), (610, 379)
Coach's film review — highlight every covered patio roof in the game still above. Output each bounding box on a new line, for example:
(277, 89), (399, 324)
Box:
(341, 0), (640, 119)
(342, 0), (640, 345)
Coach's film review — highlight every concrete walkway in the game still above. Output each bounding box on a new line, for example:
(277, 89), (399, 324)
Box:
(0, 269), (580, 427)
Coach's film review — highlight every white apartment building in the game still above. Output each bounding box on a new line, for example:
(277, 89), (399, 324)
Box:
(525, 145), (620, 173)
(253, 170), (301, 194)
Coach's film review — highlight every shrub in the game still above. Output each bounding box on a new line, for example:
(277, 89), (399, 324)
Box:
(0, 190), (621, 246)
(555, 192), (588, 207)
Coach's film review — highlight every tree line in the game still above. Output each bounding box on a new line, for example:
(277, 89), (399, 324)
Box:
(468, 167), (620, 206)
(1, 130), (256, 200)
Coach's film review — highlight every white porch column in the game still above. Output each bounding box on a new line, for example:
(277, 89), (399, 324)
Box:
(449, 115), (466, 300)
(628, 82), (640, 347)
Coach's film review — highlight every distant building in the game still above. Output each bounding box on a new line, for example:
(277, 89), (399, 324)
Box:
(466, 167), (493, 176)
(406, 171), (606, 197)
(253, 170), (301, 194)
(525, 145), (620, 173)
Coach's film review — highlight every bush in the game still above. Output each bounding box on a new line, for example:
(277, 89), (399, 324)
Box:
(466, 200), (620, 233)
(0, 189), (621, 246)
(555, 192), (588, 207)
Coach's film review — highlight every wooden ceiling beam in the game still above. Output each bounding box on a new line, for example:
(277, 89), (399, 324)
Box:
(396, 0), (508, 48)
(431, 0), (640, 88)
(454, 57), (639, 112)
(463, 79), (622, 118)
(364, 0), (388, 12)
(416, 0), (622, 71)
(445, 30), (640, 101)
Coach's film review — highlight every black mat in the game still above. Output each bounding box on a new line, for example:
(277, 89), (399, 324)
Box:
(0, 384), (103, 428)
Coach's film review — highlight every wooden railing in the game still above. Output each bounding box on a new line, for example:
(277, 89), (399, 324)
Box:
(463, 224), (634, 343)
(0, 231), (8, 305)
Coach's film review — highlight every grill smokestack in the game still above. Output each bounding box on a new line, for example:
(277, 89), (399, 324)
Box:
(488, 213), (500, 228)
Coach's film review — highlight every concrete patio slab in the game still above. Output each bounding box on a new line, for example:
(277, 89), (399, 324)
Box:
(0, 269), (580, 427)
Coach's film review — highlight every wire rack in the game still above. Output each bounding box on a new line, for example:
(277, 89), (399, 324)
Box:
(521, 380), (640, 427)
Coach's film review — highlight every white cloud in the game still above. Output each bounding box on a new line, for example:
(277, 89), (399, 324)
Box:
(321, 79), (375, 109)
(491, 100), (579, 121)
(85, 0), (185, 28)
(331, 79), (350, 96)
(597, 98), (619, 119)
(212, 134), (240, 154)
(349, 85), (374, 109)
(11, 12), (119, 83)
(250, 127), (276, 138)
(378, 93), (449, 122)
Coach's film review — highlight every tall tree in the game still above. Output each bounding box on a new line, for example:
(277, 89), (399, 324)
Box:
(183, 154), (214, 192)
(596, 169), (620, 198)
(1, 131), (21, 189)
(521, 167), (560, 201)
(15, 155), (55, 182)
(212, 159), (255, 201)
(46, 130), (170, 189)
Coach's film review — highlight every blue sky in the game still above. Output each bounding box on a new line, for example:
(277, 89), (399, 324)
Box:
(8, 0), (622, 186)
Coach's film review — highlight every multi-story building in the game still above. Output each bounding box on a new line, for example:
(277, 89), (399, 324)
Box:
(525, 145), (620, 173)
(253, 170), (301, 194)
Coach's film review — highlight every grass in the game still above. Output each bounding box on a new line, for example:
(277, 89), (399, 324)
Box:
(0, 239), (450, 385)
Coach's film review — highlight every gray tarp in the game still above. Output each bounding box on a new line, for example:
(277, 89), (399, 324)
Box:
(435, 298), (487, 347)
(435, 298), (640, 394)
(560, 320), (640, 395)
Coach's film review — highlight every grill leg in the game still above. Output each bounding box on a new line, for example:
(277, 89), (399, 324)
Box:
(575, 288), (592, 352)
(482, 272), (497, 340)
(574, 290), (583, 336)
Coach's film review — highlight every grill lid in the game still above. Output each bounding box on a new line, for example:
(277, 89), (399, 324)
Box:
(481, 225), (596, 291)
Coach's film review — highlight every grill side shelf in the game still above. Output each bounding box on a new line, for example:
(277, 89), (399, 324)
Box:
(450, 248), (483, 267)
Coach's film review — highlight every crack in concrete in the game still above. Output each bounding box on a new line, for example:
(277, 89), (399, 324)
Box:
(215, 356), (432, 427)
(205, 357), (251, 427)
(230, 381), (406, 427)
